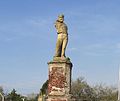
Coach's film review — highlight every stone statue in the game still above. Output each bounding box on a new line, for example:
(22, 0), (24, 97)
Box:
(54, 14), (68, 58)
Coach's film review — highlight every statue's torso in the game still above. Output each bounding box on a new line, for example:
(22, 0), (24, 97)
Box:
(55, 21), (68, 35)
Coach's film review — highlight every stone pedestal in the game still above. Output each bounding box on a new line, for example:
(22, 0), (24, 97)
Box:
(47, 58), (75, 101)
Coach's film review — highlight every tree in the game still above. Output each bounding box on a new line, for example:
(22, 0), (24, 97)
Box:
(40, 80), (48, 95)
(6, 89), (23, 101)
(0, 86), (4, 94)
(37, 80), (48, 101)
(27, 93), (38, 101)
(71, 77), (95, 101)
(93, 84), (117, 101)
(71, 77), (117, 101)
(0, 86), (4, 101)
(39, 77), (117, 101)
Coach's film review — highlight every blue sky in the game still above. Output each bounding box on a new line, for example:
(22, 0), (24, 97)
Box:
(0, 0), (120, 95)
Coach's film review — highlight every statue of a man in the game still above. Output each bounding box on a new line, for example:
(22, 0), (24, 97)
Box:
(54, 14), (68, 58)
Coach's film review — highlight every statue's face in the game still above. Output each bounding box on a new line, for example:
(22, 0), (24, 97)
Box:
(58, 17), (64, 23)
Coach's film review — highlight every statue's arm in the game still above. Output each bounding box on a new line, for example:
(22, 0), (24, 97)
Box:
(54, 21), (62, 34)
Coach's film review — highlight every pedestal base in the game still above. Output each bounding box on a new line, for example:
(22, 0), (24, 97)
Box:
(47, 57), (76, 101)
(47, 95), (76, 101)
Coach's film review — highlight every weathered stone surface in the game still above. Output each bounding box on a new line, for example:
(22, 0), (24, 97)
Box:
(47, 97), (76, 101)
(48, 67), (66, 95)
(54, 14), (68, 58)
(48, 59), (72, 95)
(47, 58), (75, 101)
(52, 57), (71, 63)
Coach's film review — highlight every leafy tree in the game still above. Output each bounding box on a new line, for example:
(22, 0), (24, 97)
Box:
(37, 80), (48, 101)
(40, 80), (48, 95)
(6, 89), (23, 101)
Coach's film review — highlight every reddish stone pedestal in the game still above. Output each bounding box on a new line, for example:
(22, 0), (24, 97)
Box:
(47, 58), (75, 101)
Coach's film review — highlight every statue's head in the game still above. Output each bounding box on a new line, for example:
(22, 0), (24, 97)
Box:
(58, 14), (64, 23)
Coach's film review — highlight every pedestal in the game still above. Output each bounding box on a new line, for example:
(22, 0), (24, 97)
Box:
(47, 57), (75, 101)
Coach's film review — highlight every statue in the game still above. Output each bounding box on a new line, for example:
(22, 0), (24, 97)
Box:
(54, 14), (68, 58)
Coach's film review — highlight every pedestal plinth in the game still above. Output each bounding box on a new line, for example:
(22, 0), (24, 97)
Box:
(47, 58), (75, 101)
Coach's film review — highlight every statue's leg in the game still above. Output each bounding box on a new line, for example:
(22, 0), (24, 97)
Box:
(55, 36), (62, 57)
(61, 35), (68, 57)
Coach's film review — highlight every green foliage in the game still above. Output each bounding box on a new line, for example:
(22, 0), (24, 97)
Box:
(40, 80), (48, 95)
(4, 89), (38, 101)
(6, 89), (23, 101)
